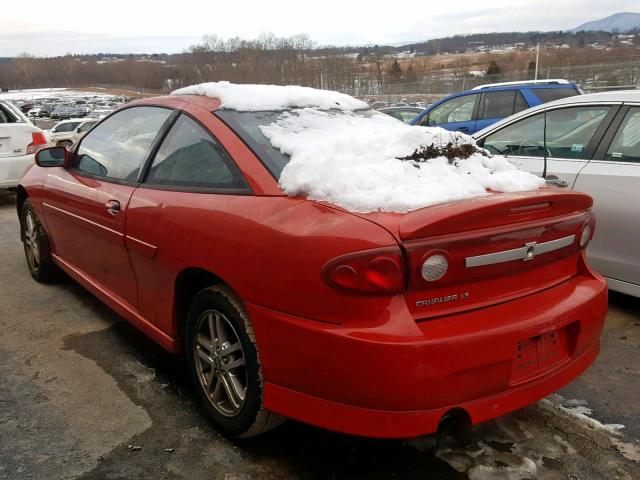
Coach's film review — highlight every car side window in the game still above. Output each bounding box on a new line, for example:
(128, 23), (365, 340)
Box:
(480, 90), (519, 119)
(420, 95), (476, 126)
(145, 114), (249, 191)
(533, 88), (580, 103)
(482, 106), (611, 159)
(55, 123), (75, 133)
(75, 106), (172, 182)
(482, 112), (545, 156)
(545, 106), (610, 159)
(0, 105), (16, 123)
(604, 108), (640, 163)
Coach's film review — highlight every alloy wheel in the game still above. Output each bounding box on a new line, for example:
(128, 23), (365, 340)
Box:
(194, 309), (247, 417)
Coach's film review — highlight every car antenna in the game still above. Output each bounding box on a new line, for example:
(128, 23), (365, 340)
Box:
(542, 111), (548, 179)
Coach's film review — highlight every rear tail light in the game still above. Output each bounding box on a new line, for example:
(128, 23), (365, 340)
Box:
(26, 132), (48, 155)
(322, 247), (405, 295)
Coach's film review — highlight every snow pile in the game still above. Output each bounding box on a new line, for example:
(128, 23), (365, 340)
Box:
(542, 395), (626, 435)
(262, 108), (545, 213)
(171, 81), (368, 111)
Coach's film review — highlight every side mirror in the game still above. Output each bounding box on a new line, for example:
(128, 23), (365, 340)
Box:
(35, 147), (68, 168)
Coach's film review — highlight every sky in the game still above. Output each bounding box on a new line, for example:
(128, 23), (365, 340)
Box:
(0, 0), (637, 56)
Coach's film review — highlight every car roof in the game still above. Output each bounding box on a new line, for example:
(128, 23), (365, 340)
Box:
(473, 89), (640, 138)
(470, 79), (572, 90)
(128, 94), (221, 111)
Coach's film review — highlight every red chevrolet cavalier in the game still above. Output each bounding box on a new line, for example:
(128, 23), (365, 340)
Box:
(17, 89), (607, 438)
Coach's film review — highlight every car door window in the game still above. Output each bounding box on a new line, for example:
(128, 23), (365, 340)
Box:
(482, 112), (545, 156)
(604, 108), (640, 163)
(479, 90), (523, 119)
(421, 95), (476, 126)
(55, 123), (76, 133)
(145, 114), (249, 191)
(75, 106), (172, 182)
(482, 106), (611, 159)
(545, 107), (610, 159)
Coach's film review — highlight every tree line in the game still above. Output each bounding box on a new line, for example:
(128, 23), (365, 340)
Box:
(0, 31), (638, 95)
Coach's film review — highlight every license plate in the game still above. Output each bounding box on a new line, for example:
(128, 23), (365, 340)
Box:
(511, 328), (570, 384)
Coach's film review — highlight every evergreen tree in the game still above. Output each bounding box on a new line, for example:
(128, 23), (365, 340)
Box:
(388, 60), (403, 84)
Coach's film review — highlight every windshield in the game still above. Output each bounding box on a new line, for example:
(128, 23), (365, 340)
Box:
(215, 109), (379, 178)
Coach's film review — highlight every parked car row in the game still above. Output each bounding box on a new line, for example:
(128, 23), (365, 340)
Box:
(19, 94), (130, 122)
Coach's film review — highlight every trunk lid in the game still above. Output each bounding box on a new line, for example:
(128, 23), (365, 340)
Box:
(352, 189), (593, 320)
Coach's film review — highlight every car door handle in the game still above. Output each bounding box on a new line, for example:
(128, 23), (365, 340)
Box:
(105, 200), (121, 215)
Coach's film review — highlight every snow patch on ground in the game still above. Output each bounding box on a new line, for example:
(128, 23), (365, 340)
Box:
(407, 413), (574, 480)
(542, 394), (627, 435)
(542, 394), (640, 463)
(262, 108), (545, 213)
(409, 396), (639, 479)
(171, 81), (368, 111)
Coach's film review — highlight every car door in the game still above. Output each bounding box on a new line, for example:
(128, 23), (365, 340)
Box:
(474, 90), (529, 132)
(573, 105), (640, 291)
(41, 106), (175, 307)
(125, 111), (253, 334)
(479, 104), (618, 188)
(416, 93), (478, 134)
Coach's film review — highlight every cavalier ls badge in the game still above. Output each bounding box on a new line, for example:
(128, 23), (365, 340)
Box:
(416, 292), (470, 307)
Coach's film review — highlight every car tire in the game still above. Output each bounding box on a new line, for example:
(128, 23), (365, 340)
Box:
(21, 199), (59, 283)
(185, 285), (285, 438)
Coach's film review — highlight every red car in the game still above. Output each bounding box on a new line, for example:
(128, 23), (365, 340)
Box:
(17, 93), (607, 439)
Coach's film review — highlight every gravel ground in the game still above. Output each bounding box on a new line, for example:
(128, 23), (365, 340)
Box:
(0, 190), (638, 480)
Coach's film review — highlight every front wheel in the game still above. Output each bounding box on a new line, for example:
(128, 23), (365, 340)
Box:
(185, 285), (285, 438)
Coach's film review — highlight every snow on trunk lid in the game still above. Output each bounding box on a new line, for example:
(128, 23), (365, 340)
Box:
(260, 107), (545, 213)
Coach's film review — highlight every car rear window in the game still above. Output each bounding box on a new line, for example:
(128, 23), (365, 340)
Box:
(533, 88), (580, 103)
(215, 109), (380, 178)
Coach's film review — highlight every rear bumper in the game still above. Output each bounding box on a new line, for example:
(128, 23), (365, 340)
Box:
(0, 154), (34, 189)
(249, 257), (607, 438)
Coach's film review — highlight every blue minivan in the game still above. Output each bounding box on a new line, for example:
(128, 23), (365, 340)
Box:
(410, 80), (582, 134)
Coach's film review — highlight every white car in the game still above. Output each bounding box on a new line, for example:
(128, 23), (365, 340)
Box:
(474, 90), (640, 297)
(0, 100), (47, 189)
(47, 119), (88, 147)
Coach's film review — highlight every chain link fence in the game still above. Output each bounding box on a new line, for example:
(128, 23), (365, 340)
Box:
(346, 61), (640, 104)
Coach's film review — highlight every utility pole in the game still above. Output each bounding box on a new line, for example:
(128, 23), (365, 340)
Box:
(534, 43), (540, 80)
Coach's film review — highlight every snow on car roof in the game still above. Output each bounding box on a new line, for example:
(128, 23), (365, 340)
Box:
(262, 108), (545, 213)
(171, 81), (368, 112)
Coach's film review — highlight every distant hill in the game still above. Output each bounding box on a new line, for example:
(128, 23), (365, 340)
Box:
(571, 12), (640, 33)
